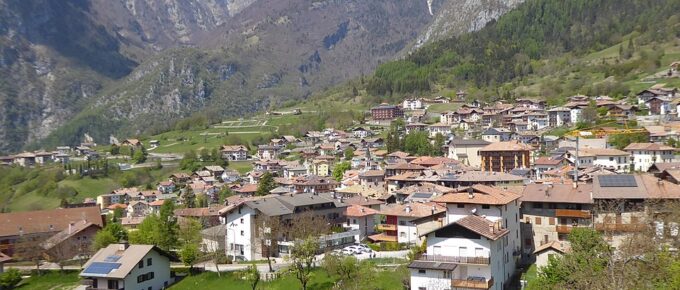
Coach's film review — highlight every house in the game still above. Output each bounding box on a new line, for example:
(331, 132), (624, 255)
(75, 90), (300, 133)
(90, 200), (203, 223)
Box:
(351, 127), (371, 139)
(520, 183), (593, 259)
(533, 241), (569, 268)
(547, 107), (572, 127)
(403, 98), (424, 110)
(0, 207), (103, 256)
(308, 160), (330, 177)
(479, 140), (533, 172)
(481, 128), (513, 143)
(371, 202), (446, 244)
(291, 175), (339, 194)
(534, 157), (565, 180)
(157, 181), (175, 194)
(221, 145), (248, 161)
(410, 185), (522, 290)
(445, 139), (491, 168)
(427, 123), (452, 137)
(371, 104), (404, 121)
(169, 173), (191, 184)
(646, 96), (673, 115)
(565, 148), (631, 173)
(345, 205), (379, 241)
(80, 243), (177, 290)
(257, 145), (279, 160)
(127, 201), (150, 217)
(121, 139), (143, 149)
(13, 152), (36, 167)
(624, 143), (676, 172)
(358, 170), (385, 188)
(219, 193), (350, 261)
(202, 165), (226, 179)
(41, 221), (102, 261)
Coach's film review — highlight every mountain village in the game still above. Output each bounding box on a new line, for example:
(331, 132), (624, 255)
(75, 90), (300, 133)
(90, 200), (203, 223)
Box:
(1, 82), (680, 289)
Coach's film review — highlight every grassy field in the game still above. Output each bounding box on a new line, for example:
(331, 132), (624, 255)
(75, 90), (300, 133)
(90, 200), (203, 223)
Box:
(171, 268), (404, 290)
(59, 177), (121, 198)
(426, 103), (460, 114)
(16, 270), (80, 290)
(228, 161), (254, 174)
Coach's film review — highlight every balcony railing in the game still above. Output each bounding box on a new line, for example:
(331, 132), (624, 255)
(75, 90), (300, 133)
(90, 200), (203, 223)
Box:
(555, 209), (591, 219)
(376, 224), (397, 231)
(595, 223), (646, 232)
(416, 253), (490, 265)
(452, 277), (494, 289)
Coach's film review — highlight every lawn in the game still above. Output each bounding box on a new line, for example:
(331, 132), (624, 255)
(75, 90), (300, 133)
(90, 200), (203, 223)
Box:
(171, 268), (405, 290)
(16, 270), (80, 290)
(229, 161), (254, 174)
(59, 177), (121, 199)
(171, 269), (335, 290)
(426, 103), (460, 114)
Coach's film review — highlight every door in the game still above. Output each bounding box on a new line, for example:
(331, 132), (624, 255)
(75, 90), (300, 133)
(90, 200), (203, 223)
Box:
(459, 246), (468, 257)
(475, 247), (484, 257)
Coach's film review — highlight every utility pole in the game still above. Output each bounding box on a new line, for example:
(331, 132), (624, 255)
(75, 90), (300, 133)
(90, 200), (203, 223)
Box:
(573, 135), (579, 187)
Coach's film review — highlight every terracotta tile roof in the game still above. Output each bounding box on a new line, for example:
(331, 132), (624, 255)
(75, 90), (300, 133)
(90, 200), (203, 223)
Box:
(148, 200), (166, 206)
(521, 184), (593, 204)
(624, 143), (676, 151)
(433, 184), (521, 205)
(479, 140), (532, 152)
(368, 233), (398, 242)
(386, 163), (426, 170)
(0, 207), (103, 238)
(410, 157), (459, 167)
(387, 151), (410, 158)
(174, 205), (222, 217)
(221, 145), (248, 151)
(592, 174), (680, 199)
(380, 202), (445, 218)
(359, 170), (385, 177)
(534, 241), (570, 254)
(107, 203), (128, 210)
(534, 156), (563, 166)
(345, 205), (379, 217)
(575, 148), (629, 157)
(235, 184), (258, 193)
(421, 215), (508, 240)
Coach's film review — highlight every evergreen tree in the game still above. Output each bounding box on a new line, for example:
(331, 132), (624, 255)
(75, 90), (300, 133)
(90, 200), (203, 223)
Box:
(256, 172), (277, 196)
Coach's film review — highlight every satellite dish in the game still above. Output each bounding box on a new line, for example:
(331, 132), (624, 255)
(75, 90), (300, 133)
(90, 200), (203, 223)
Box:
(471, 208), (477, 214)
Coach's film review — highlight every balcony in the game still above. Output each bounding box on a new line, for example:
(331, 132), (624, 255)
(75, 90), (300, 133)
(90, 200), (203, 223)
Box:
(595, 223), (646, 232)
(452, 277), (494, 289)
(416, 254), (490, 265)
(555, 209), (591, 219)
(376, 224), (397, 231)
(556, 225), (576, 234)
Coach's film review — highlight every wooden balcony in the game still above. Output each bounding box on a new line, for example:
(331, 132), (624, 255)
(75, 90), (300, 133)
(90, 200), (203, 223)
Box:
(595, 223), (646, 232)
(555, 225), (575, 234)
(416, 254), (490, 265)
(555, 209), (591, 219)
(376, 224), (397, 231)
(452, 277), (494, 289)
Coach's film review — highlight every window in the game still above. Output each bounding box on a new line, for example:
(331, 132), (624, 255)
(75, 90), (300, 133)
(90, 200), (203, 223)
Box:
(525, 238), (532, 246)
(240, 218), (244, 224)
(535, 217), (542, 225)
(457, 203), (464, 208)
(136, 272), (154, 283)
(533, 203), (543, 209)
(399, 221), (406, 226)
(138, 261), (144, 269)
(418, 270), (426, 274)
(147, 258), (152, 266)
(107, 280), (118, 289)
(240, 230), (244, 236)
(549, 218), (555, 225)
(400, 232), (406, 238)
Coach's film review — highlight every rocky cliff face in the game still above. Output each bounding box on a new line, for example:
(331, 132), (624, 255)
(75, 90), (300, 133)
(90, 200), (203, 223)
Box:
(0, 0), (522, 153)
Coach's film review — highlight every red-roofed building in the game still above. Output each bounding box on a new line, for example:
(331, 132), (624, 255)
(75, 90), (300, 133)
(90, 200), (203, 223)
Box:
(345, 205), (379, 240)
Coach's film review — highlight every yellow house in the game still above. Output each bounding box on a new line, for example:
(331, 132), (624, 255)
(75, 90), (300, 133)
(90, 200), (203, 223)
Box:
(312, 160), (330, 177)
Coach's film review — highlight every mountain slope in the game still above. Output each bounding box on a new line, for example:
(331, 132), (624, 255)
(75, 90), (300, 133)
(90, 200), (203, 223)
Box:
(1, 0), (522, 153)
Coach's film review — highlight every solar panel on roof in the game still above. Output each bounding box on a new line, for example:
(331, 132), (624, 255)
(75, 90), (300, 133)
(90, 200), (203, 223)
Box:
(83, 262), (121, 275)
(412, 193), (433, 199)
(598, 175), (637, 187)
(103, 255), (121, 262)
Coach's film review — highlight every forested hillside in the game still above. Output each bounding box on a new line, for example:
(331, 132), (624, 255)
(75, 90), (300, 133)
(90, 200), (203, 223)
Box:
(366, 0), (680, 102)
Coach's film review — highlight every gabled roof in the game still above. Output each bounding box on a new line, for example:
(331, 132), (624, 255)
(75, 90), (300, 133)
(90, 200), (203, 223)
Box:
(534, 241), (570, 254)
(421, 215), (508, 240)
(624, 143), (675, 151)
(433, 184), (521, 205)
(447, 138), (490, 146)
(345, 205), (379, 217)
(42, 221), (102, 251)
(380, 202), (445, 218)
(521, 183), (593, 204)
(592, 174), (680, 199)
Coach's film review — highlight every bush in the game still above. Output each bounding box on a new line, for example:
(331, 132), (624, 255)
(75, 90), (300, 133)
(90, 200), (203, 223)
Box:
(0, 268), (22, 289)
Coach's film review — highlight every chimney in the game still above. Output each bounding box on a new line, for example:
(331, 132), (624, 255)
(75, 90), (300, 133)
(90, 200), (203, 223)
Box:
(431, 205), (436, 215)
(119, 242), (130, 251)
(468, 187), (474, 199)
(68, 222), (75, 234)
(489, 223), (494, 234)
(405, 205), (412, 213)
(361, 208), (365, 213)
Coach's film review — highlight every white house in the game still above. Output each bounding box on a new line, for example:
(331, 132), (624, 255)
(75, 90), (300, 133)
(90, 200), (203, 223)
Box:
(428, 123), (452, 138)
(409, 185), (521, 290)
(403, 98), (424, 110)
(127, 201), (149, 217)
(345, 205), (379, 241)
(570, 107), (583, 124)
(547, 107), (572, 127)
(80, 244), (176, 290)
(481, 128), (513, 143)
(445, 139), (491, 168)
(565, 148), (631, 173)
(533, 241), (569, 268)
(373, 203), (446, 245)
(624, 143), (676, 172)
(218, 193), (349, 261)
